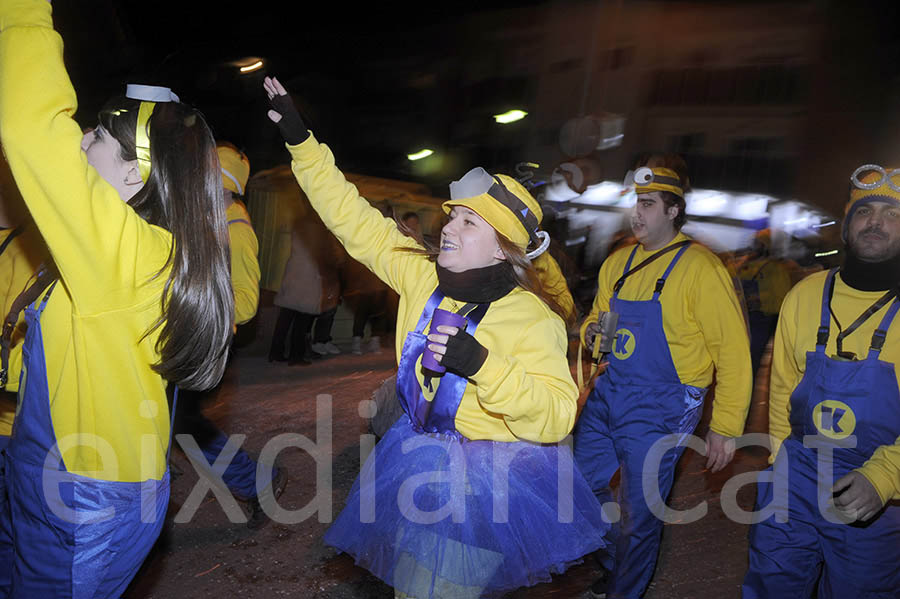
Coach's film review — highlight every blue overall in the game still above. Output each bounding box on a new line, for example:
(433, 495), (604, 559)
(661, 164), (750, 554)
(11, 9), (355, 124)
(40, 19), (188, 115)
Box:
(743, 269), (900, 598)
(324, 288), (610, 597)
(396, 290), (488, 438)
(574, 243), (707, 598)
(0, 283), (169, 598)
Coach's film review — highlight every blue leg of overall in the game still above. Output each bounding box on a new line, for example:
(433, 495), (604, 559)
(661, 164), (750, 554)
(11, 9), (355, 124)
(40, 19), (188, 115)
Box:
(0, 435), (10, 599)
(743, 455), (822, 599)
(173, 390), (271, 500)
(574, 385), (620, 571)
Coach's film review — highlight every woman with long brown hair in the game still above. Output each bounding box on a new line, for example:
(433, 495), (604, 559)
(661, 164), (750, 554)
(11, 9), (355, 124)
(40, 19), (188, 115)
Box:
(0, 1), (233, 595)
(264, 76), (608, 598)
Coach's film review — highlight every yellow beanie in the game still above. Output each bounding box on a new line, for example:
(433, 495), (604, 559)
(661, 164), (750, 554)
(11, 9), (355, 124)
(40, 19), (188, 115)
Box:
(844, 166), (900, 240)
(217, 145), (250, 196)
(442, 171), (543, 250)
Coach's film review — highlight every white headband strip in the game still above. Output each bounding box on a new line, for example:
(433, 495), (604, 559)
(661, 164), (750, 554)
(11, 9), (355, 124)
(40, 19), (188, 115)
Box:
(125, 84), (180, 103)
(221, 168), (244, 195)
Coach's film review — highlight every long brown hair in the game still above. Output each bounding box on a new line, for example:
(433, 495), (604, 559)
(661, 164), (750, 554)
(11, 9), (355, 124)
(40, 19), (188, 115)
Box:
(99, 97), (234, 390)
(397, 232), (574, 328)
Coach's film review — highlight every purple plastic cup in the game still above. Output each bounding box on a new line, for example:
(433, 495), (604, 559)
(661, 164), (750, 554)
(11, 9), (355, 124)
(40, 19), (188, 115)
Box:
(422, 308), (467, 373)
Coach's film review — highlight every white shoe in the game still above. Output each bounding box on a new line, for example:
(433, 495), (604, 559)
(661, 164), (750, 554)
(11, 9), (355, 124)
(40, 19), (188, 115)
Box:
(351, 336), (363, 355)
(366, 336), (382, 353)
(323, 341), (341, 355)
(310, 342), (329, 356)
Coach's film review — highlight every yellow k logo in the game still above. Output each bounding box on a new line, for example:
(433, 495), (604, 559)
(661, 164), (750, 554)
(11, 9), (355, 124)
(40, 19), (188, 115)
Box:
(812, 400), (856, 440)
(612, 328), (636, 360)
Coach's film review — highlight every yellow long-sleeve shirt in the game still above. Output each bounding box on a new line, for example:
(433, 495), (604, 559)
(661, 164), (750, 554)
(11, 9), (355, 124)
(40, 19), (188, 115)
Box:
(0, 224), (44, 435)
(736, 256), (793, 316)
(0, 0), (174, 481)
(581, 235), (752, 438)
(227, 201), (260, 325)
(533, 252), (576, 325)
(288, 135), (578, 443)
(770, 270), (900, 504)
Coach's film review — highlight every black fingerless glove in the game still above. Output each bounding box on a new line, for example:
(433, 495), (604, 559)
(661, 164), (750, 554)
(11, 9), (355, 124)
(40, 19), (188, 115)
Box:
(441, 328), (489, 378)
(268, 92), (309, 145)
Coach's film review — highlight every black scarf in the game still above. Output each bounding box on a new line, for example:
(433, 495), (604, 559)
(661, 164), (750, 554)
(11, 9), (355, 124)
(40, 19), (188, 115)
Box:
(436, 262), (517, 303)
(841, 249), (900, 291)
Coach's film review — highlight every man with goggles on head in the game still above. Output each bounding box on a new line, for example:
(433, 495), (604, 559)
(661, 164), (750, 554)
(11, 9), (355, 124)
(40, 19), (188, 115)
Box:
(575, 155), (752, 599)
(743, 164), (900, 598)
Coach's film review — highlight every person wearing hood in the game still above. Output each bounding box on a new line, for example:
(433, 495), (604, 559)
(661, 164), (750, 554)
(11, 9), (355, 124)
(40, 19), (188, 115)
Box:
(263, 76), (609, 599)
(743, 164), (900, 597)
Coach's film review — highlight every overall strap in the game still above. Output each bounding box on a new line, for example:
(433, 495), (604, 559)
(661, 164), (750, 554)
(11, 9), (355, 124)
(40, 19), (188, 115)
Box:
(816, 268), (838, 351)
(867, 298), (900, 359)
(414, 288), (445, 334)
(0, 265), (57, 389)
(0, 223), (25, 258)
(652, 242), (692, 299)
(751, 259), (771, 281)
(613, 240), (692, 299)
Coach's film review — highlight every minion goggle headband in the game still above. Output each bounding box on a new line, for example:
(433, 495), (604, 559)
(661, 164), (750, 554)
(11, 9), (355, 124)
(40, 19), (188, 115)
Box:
(448, 167), (547, 254)
(850, 164), (900, 193)
(123, 84), (180, 182)
(624, 166), (684, 199)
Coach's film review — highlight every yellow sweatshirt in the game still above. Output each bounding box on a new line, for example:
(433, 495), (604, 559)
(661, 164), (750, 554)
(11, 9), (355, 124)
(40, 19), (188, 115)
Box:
(0, 0), (174, 481)
(581, 235), (752, 438)
(0, 224), (45, 435)
(227, 200), (260, 325)
(288, 135), (578, 443)
(770, 270), (900, 504)
(533, 252), (576, 325)
(736, 256), (793, 316)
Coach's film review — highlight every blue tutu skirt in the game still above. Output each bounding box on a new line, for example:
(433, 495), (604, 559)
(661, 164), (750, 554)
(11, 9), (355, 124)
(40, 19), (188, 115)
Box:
(324, 415), (609, 598)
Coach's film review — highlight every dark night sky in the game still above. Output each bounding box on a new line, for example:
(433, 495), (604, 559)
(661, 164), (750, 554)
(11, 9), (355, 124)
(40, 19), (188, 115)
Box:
(45, 0), (900, 204)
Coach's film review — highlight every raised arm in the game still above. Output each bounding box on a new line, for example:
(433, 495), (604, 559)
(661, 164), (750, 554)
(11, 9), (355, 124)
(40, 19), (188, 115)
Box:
(0, 0), (169, 312)
(264, 76), (430, 295)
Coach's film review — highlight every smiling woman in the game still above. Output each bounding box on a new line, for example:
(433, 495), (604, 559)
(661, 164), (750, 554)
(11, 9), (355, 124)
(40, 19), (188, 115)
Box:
(263, 75), (609, 598)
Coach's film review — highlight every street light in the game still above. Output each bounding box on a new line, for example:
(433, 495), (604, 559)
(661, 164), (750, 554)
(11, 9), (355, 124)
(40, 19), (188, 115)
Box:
(407, 149), (434, 161)
(239, 60), (264, 74)
(494, 110), (528, 124)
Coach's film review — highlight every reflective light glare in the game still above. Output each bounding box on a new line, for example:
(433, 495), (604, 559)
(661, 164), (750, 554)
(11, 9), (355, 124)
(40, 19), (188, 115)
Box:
(494, 110), (528, 124)
(815, 250), (839, 257)
(240, 60), (264, 73)
(812, 220), (836, 228)
(407, 149), (434, 161)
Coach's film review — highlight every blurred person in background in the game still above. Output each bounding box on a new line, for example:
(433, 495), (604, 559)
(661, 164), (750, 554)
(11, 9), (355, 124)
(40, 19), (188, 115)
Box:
(575, 154), (752, 599)
(344, 203), (398, 355)
(264, 76), (609, 599)
(171, 143), (286, 530)
(743, 164), (900, 598)
(736, 229), (793, 377)
(218, 142), (260, 328)
(269, 211), (345, 363)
